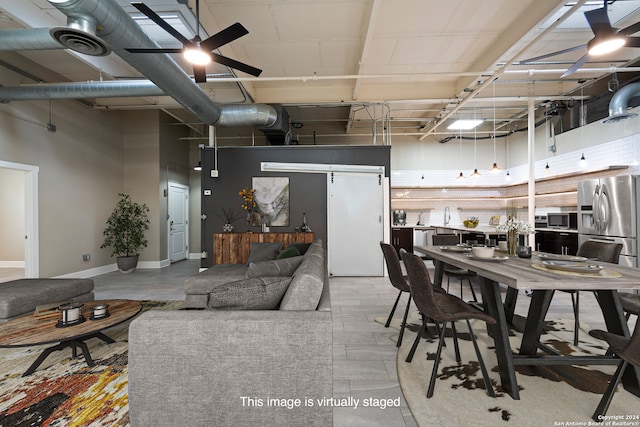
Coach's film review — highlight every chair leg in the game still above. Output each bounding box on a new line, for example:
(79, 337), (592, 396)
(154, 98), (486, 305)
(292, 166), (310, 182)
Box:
(446, 276), (451, 293)
(427, 320), (448, 398)
(466, 319), (495, 398)
(397, 294), (412, 347)
(571, 291), (580, 346)
(451, 321), (461, 363)
(406, 314), (427, 363)
(385, 290), (403, 327)
(468, 277), (478, 302)
(592, 360), (627, 421)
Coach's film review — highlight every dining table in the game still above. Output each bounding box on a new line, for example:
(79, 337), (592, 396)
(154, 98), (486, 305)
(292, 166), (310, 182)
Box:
(413, 244), (640, 400)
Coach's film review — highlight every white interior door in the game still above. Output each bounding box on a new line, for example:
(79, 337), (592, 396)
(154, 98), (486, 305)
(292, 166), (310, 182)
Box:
(168, 183), (189, 262)
(328, 172), (384, 276)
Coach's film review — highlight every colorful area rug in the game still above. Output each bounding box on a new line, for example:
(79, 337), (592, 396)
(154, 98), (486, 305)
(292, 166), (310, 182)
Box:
(0, 300), (183, 427)
(378, 312), (639, 427)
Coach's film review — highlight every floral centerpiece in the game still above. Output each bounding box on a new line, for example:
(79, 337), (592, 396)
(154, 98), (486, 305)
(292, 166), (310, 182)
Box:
(239, 187), (257, 229)
(496, 217), (533, 255)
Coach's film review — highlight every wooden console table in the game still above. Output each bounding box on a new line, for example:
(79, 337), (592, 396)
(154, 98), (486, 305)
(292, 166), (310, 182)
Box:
(213, 232), (315, 265)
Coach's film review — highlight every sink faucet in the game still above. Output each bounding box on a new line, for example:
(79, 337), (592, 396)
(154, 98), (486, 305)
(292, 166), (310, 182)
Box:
(444, 207), (451, 226)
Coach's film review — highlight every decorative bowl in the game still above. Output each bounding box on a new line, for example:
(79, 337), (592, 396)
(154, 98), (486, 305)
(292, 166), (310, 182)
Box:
(463, 218), (479, 228)
(472, 246), (495, 259)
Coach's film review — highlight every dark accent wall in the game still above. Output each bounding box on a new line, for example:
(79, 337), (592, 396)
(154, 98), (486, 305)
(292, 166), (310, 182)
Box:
(200, 145), (390, 267)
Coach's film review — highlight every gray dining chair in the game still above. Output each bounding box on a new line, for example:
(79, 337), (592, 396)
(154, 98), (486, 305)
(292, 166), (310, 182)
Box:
(379, 242), (413, 347)
(562, 240), (622, 346)
(617, 292), (639, 320)
(589, 318), (640, 421)
(431, 234), (478, 302)
(400, 249), (496, 398)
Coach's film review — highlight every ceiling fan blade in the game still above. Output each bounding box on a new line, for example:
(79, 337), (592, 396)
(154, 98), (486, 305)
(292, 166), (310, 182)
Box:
(125, 48), (184, 54)
(561, 53), (591, 78)
(131, 2), (193, 46)
(584, 6), (614, 37)
(193, 65), (207, 83)
(619, 21), (640, 36)
(518, 44), (587, 64)
(624, 36), (640, 48)
(201, 23), (249, 52)
(212, 53), (262, 76)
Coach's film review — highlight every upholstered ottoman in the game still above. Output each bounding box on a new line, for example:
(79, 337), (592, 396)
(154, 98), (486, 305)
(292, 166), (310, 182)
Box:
(0, 278), (95, 322)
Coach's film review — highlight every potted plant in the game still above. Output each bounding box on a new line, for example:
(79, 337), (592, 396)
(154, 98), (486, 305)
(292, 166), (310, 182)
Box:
(101, 193), (150, 273)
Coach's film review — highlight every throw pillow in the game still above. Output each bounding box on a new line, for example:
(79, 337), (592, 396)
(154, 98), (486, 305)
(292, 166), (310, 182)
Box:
(288, 242), (311, 256)
(246, 242), (283, 264)
(246, 255), (304, 278)
(207, 276), (293, 310)
(277, 246), (300, 259)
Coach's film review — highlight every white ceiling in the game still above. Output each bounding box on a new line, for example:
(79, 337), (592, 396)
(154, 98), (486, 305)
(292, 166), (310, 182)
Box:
(2, 0), (640, 143)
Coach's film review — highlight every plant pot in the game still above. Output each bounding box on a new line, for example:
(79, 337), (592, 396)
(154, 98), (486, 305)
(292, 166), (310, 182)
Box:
(116, 255), (139, 273)
(222, 223), (234, 233)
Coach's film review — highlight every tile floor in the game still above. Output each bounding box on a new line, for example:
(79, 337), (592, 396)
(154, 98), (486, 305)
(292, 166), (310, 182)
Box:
(1, 260), (627, 426)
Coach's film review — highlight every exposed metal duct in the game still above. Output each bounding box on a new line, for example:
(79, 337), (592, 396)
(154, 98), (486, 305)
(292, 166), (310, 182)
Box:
(603, 82), (640, 123)
(42, 0), (277, 128)
(0, 80), (164, 101)
(0, 28), (65, 51)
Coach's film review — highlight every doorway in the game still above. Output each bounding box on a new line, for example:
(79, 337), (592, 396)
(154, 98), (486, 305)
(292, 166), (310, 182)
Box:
(0, 160), (39, 278)
(168, 182), (189, 263)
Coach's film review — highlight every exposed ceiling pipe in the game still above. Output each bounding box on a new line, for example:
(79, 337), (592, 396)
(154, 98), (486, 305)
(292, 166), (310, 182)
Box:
(0, 80), (164, 101)
(603, 82), (640, 123)
(42, 0), (276, 128)
(0, 28), (65, 51)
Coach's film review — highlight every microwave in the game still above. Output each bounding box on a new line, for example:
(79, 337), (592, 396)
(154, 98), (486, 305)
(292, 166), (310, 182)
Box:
(547, 212), (577, 229)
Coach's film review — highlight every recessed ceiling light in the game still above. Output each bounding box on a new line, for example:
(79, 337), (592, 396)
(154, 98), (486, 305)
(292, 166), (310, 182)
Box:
(447, 119), (483, 130)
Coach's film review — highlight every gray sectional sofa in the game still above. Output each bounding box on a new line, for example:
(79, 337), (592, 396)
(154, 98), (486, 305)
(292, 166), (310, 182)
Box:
(127, 239), (332, 426)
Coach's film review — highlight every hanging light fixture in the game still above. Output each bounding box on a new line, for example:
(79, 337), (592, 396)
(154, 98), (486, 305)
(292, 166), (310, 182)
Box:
(194, 161), (202, 171)
(456, 126), (465, 180)
(490, 79), (501, 172)
(472, 107), (481, 178)
(505, 128), (511, 182)
(579, 86), (588, 169)
(544, 162), (551, 175)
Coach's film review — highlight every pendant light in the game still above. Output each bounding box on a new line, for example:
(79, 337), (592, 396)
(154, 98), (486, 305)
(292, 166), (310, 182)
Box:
(579, 86), (587, 169)
(456, 126), (465, 180)
(471, 108), (481, 178)
(544, 162), (551, 175)
(505, 128), (511, 182)
(490, 79), (501, 172)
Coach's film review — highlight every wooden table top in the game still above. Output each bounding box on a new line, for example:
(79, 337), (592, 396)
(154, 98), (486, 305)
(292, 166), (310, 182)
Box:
(415, 245), (640, 291)
(0, 299), (142, 347)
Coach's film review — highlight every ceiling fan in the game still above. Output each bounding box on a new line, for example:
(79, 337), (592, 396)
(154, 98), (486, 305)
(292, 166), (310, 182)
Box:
(125, 1), (262, 83)
(520, 0), (640, 77)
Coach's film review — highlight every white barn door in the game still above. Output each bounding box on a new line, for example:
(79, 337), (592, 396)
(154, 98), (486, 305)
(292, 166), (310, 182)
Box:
(328, 172), (384, 276)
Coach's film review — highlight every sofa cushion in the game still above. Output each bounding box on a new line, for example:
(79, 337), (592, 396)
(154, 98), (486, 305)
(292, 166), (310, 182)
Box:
(277, 246), (300, 259)
(246, 256), (304, 278)
(184, 264), (249, 295)
(207, 276), (293, 310)
(0, 279), (94, 319)
(288, 242), (311, 256)
(247, 242), (283, 264)
(279, 240), (325, 311)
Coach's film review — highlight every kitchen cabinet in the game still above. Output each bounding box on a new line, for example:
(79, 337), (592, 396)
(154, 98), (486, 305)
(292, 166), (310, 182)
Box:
(538, 230), (578, 255)
(391, 227), (413, 255)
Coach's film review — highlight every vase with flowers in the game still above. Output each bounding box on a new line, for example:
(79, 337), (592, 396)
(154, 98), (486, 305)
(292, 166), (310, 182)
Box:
(496, 217), (533, 256)
(239, 187), (257, 231)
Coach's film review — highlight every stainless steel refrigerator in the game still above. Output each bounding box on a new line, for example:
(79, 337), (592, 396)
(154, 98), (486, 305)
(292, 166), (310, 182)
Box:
(578, 175), (638, 267)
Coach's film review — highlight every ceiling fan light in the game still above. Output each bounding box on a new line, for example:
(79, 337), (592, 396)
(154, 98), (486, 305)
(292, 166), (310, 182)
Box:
(587, 36), (625, 56)
(183, 48), (211, 65)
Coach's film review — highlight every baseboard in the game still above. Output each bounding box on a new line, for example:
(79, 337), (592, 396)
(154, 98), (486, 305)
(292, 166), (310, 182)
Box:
(0, 261), (25, 268)
(188, 252), (202, 260)
(55, 264), (117, 279)
(54, 258), (172, 279)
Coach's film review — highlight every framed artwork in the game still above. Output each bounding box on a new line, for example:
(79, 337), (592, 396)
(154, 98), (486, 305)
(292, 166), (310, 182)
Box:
(489, 215), (501, 226)
(251, 177), (290, 226)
